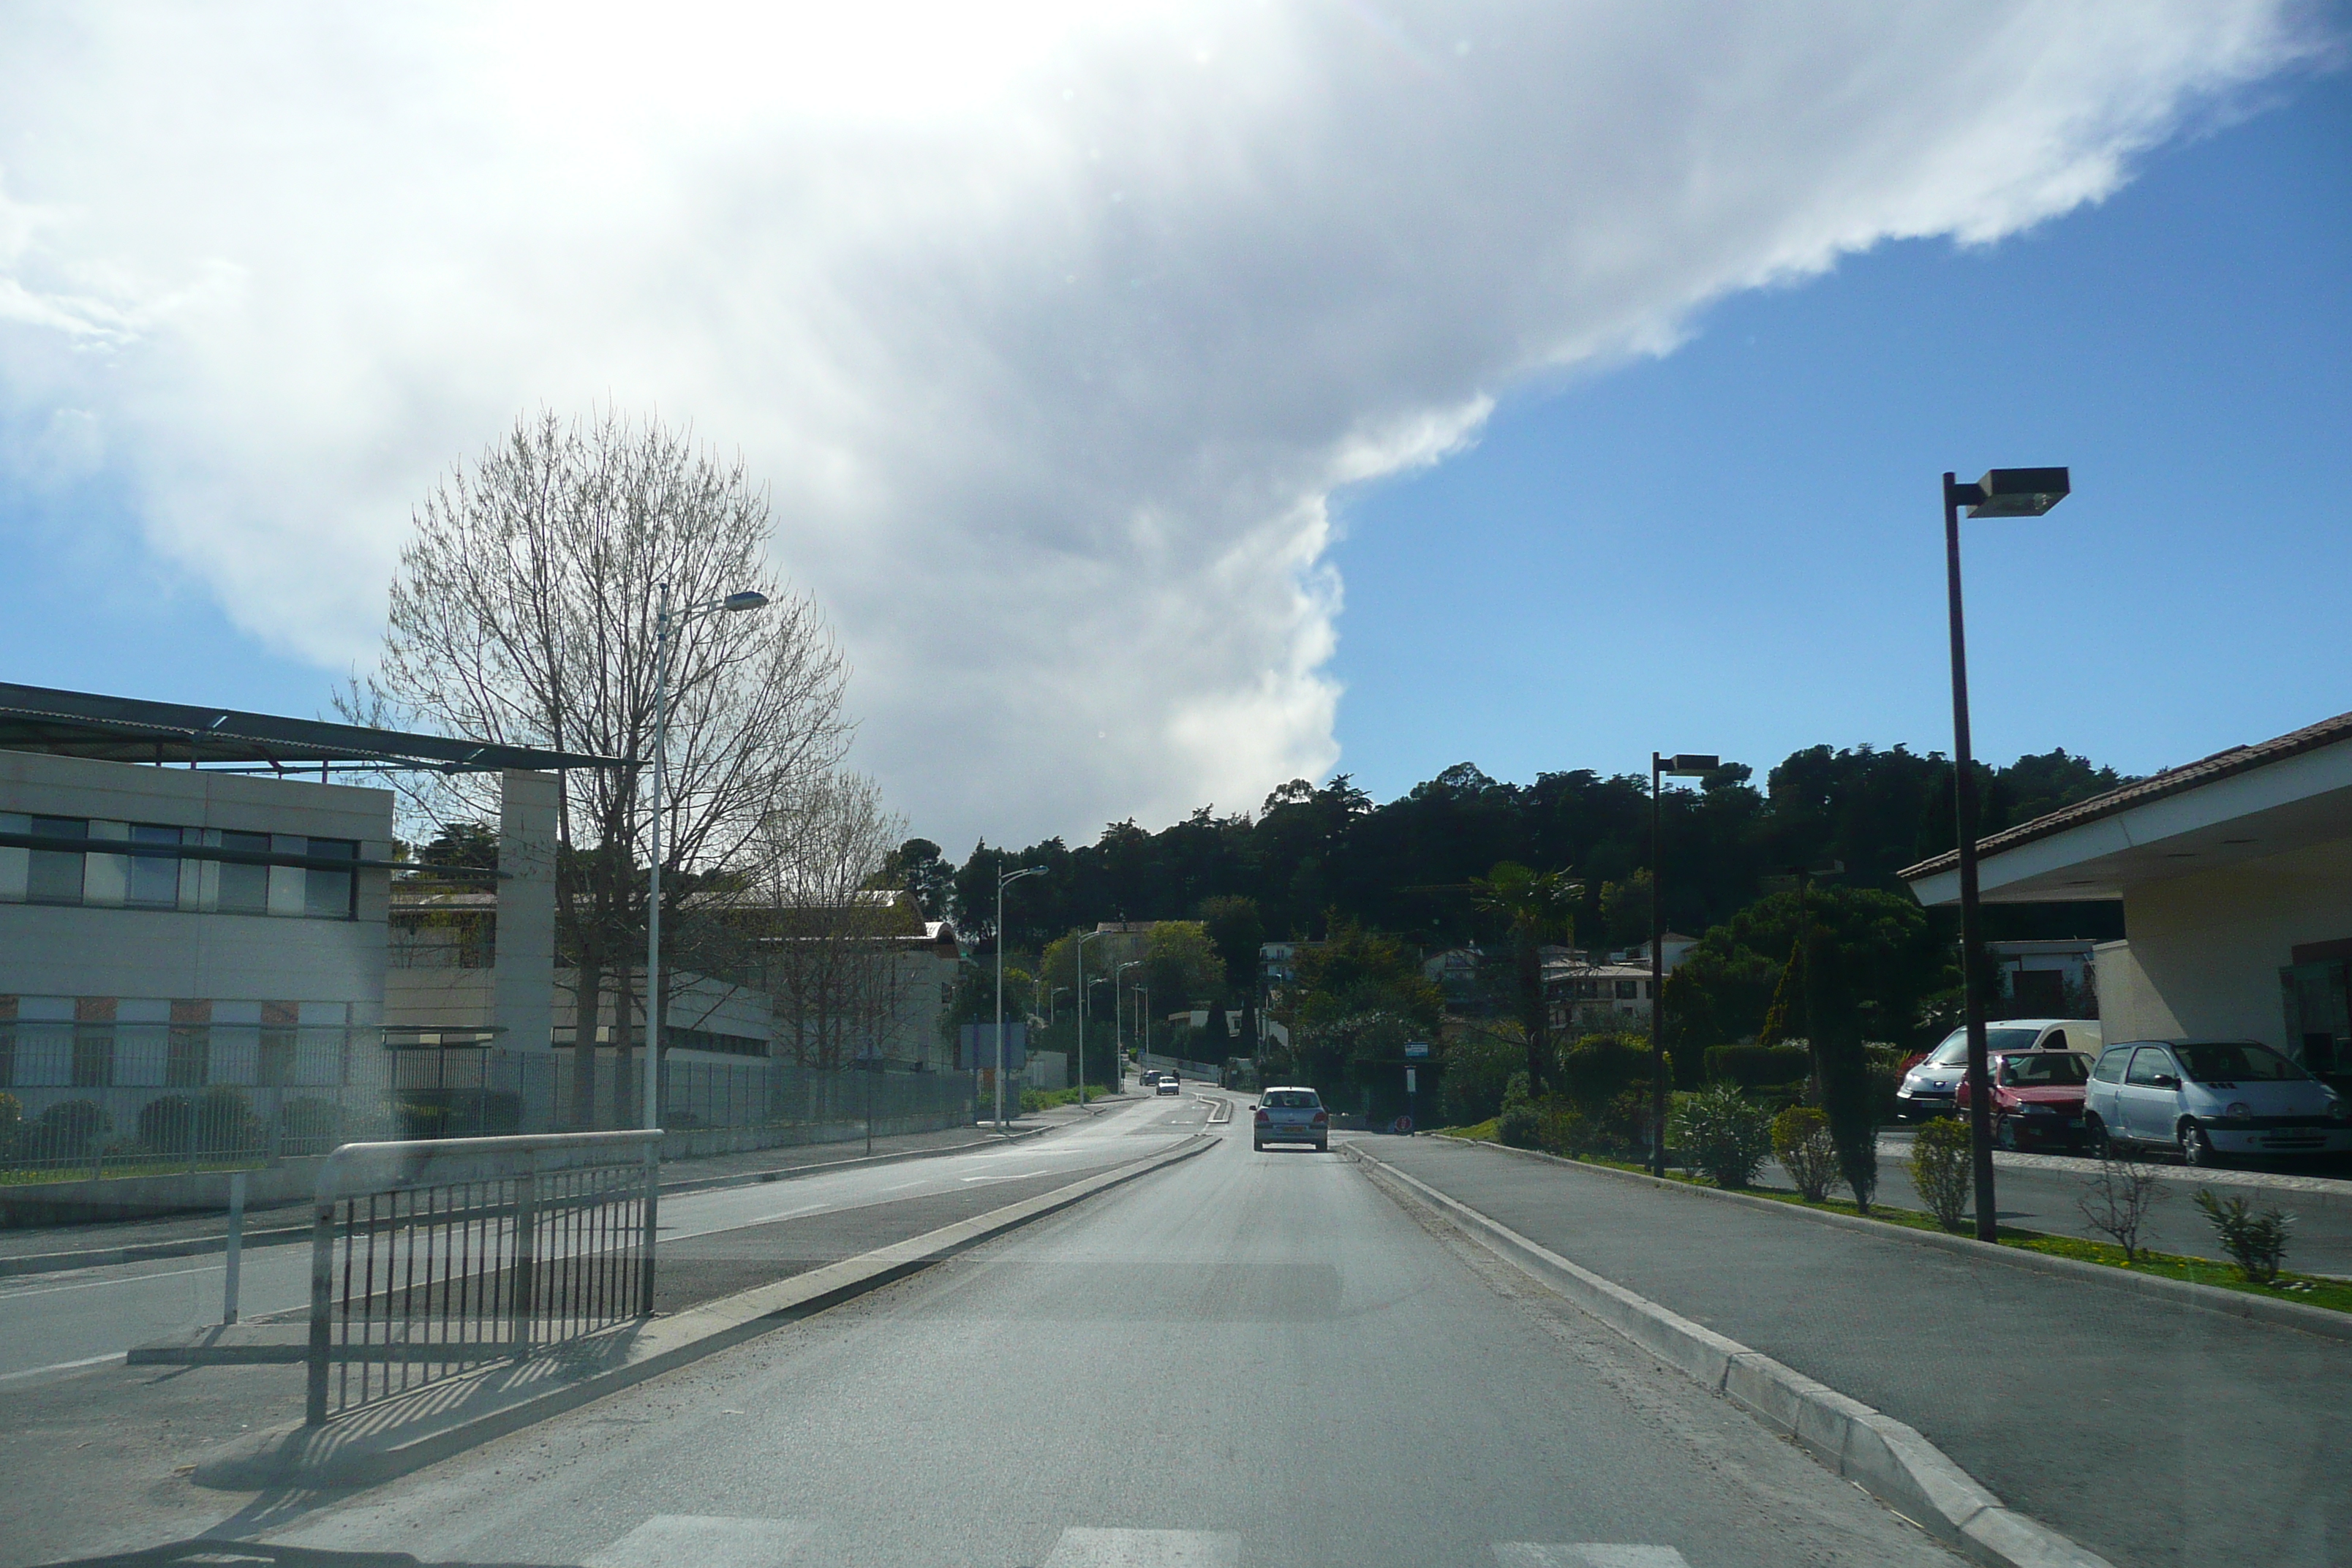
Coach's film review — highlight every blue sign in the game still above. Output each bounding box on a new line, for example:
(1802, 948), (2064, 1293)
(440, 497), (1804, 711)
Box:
(1403, 1040), (1431, 1058)
(957, 1022), (1027, 1071)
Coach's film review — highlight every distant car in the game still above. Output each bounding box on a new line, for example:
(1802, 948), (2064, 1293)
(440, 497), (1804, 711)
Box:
(1895, 1019), (2103, 1120)
(2084, 1040), (2352, 1165)
(1156, 1074), (1180, 1096)
(1254, 1087), (1328, 1152)
(1953, 1050), (2093, 1151)
(1140, 1069), (1161, 1086)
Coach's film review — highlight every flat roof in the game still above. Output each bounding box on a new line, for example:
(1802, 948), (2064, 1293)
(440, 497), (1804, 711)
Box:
(1902, 709), (2352, 905)
(0, 681), (627, 774)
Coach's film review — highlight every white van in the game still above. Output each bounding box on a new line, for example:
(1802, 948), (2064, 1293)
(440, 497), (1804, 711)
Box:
(1894, 1019), (2103, 1121)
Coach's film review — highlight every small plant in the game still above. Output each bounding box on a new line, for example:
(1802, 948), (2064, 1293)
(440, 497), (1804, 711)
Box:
(2195, 1188), (2293, 1284)
(1668, 1082), (1774, 1189)
(2077, 1150), (2166, 1263)
(1908, 1117), (1974, 1233)
(1770, 1105), (1841, 1202)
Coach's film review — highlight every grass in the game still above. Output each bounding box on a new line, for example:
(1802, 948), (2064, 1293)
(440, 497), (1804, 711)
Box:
(1019, 1085), (1118, 1113)
(0, 1156), (268, 1187)
(1428, 1128), (2352, 1316)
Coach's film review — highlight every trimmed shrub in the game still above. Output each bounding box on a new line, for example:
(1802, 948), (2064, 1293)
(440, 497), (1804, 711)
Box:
(1770, 1105), (1841, 1202)
(1909, 1117), (1973, 1232)
(1703, 1044), (1812, 1093)
(195, 1088), (267, 1154)
(2195, 1188), (2293, 1284)
(1556, 1034), (1655, 1109)
(138, 1094), (200, 1154)
(1667, 1082), (1774, 1189)
(1441, 1030), (1525, 1127)
(36, 1099), (112, 1161)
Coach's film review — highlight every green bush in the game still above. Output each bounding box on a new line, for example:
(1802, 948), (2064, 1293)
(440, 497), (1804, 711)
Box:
(1496, 1101), (1542, 1149)
(1770, 1105), (1841, 1202)
(2195, 1188), (2293, 1284)
(195, 1088), (267, 1153)
(1556, 1033), (1656, 1109)
(1909, 1117), (1973, 1232)
(1703, 1044), (1813, 1092)
(34, 1099), (111, 1161)
(1441, 1030), (1525, 1127)
(137, 1094), (200, 1153)
(1667, 1082), (1774, 1189)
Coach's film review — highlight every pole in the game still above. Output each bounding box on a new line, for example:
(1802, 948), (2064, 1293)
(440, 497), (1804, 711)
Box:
(1077, 936), (1088, 1107)
(644, 581), (671, 1134)
(222, 1170), (245, 1325)
(1944, 474), (1998, 1243)
(1649, 753), (1668, 1175)
(994, 872), (1007, 1133)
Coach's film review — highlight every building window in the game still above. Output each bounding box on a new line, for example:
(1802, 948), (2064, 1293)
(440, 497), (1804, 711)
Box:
(27, 818), (86, 905)
(1614, 980), (1640, 1000)
(72, 998), (116, 1088)
(216, 832), (271, 913)
(127, 825), (184, 908)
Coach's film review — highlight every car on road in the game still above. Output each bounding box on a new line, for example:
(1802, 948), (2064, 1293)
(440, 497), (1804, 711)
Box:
(1254, 1087), (1328, 1151)
(1140, 1069), (1161, 1086)
(1895, 1018), (2102, 1120)
(1156, 1074), (1180, 1096)
(2084, 1039), (2352, 1165)
(1953, 1049), (2093, 1151)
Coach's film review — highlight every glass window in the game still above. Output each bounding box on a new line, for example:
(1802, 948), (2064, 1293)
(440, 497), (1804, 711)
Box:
(2176, 1041), (2304, 1083)
(216, 832), (270, 913)
(127, 824), (183, 908)
(1614, 979), (1639, 999)
(2092, 1048), (2129, 1083)
(2125, 1047), (2178, 1086)
(305, 837), (358, 919)
(1929, 1025), (2044, 1067)
(1999, 1052), (2090, 1087)
(26, 817), (86, 905)
(0, 810), (26, 902)
(1264, 1090), (1321, 1108)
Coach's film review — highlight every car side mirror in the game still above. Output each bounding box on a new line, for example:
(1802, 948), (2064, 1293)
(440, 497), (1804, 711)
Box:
(2153, 1074), (2181, 1090)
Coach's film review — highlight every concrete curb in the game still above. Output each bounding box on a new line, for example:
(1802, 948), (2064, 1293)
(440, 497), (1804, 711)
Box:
(1432, 1135), (2352, 1343)
(188, 1130), (1215, 1490)
(0, 1125), (1067, 1281)
(1345, 1142), (2116, 1568)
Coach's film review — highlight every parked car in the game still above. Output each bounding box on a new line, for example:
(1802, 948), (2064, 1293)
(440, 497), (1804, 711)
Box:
(1953, 1050), (2093, 1151)
(2084, 1039), (2352, 1165)
(1254, 1087), (1328, 1152)
(1895, 1019), (2102, 1120)
(1156, 1074), (1180, 1096)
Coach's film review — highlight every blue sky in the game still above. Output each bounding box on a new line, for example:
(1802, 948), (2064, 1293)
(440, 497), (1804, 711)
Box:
(1326, 67), (2351, 805)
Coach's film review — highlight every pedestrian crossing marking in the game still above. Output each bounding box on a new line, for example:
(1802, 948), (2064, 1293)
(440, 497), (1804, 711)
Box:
(1041, 1526), (1243, 1567)
(583, 1515), (816, 1568)
(1493, 1546), (1691, 1568)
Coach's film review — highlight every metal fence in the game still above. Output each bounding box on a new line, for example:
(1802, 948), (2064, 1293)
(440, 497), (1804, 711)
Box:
(306, 1130), (660, 1424)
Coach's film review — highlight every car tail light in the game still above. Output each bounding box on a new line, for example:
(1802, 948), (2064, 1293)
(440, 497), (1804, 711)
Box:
(1312, 1110), (1327, 1124)
(1255, 1109), (1270, 1122)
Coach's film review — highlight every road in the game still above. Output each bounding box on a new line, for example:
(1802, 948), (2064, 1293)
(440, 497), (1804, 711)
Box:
(42, 1088), (1954, 1568)
(0, 1096), (1213, 1383)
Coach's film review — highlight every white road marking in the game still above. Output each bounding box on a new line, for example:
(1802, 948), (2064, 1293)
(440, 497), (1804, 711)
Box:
(0, 1351), (125, 1383)
(0, 1262), (222, 1297)
(584, 1514), (816, 1568)
(962, 1169), (1052, 1183)
(1041, 1527), (1240, 1567)
(1493, 1546), (1690, 1568)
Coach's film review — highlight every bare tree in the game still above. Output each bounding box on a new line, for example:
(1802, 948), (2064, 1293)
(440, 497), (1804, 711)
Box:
(2078, 1149), (2167, 1263)
(361, 408), (851, 1126)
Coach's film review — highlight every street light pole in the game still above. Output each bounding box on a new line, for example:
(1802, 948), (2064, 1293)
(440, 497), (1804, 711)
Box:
(1114, 960), (1140, 1093)
(1076, 930), (1104, 1104)
(645, 583), (769, 1132)
(1649, 752), (1717, 1176)
(1941, 467), (2070, 1243)
(995, 865), (1046, 1132)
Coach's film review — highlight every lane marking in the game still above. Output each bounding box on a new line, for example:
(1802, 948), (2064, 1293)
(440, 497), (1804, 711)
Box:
(584, 1515), (816, 1568)
(0, 1261), (227, 1297)
(0, 1352), (127, 1384)
(1041, 1528), (1240, 1567)
(962, 1169), (1052, 1183)
(1493, 1547), (1690, 1568)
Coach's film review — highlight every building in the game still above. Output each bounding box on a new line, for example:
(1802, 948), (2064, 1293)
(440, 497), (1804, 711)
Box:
(1901, 710), (2351, 1080)
(1544, 956), (1656, 1033)
(0, 682), (613, 1143)
(1986, 939), (2100, 1017)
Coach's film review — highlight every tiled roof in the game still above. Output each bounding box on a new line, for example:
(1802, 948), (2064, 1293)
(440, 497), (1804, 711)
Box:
(1899, 709), (2352, 883)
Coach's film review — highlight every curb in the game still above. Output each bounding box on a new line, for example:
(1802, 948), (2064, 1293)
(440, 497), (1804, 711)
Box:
(1432, 1135), (2352, 1343)
(186, 1131), (1214, 1489)
(0, 1125), (1066, 1281)
(1344, 1142), (2114, 1568)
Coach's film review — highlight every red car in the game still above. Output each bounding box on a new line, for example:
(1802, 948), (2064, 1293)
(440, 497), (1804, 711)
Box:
(1953, 1049), (2094, 1151)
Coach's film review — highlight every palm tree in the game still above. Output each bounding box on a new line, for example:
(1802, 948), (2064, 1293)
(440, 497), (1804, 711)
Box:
(1470, 862), (1583, 1095)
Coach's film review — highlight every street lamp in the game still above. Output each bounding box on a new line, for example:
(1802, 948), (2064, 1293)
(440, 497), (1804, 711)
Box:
(1113, 960), (1141, 1093)
(1075, 930), (1104, 1105)
(995, 864), (1047, 1132)
(1132, 981), (1150, 1076)
(1943, 467), (2069, 1242)
(1649, 752), (1718, 1176)
(645, 583), (769, 1131)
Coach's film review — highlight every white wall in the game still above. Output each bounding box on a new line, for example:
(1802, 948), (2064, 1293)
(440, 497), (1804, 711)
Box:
(2095, 834), (2352, 1051)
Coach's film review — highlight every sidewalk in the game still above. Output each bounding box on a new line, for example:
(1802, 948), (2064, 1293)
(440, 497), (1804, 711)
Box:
(0, 1104), (1125, 1274)
(1350, 1134), (2351, 1568)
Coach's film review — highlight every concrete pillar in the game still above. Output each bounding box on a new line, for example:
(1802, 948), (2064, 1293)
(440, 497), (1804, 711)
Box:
(494, 771), (559, 1076)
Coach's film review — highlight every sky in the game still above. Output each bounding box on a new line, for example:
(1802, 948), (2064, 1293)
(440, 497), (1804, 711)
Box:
(0, 1), (2343, 853)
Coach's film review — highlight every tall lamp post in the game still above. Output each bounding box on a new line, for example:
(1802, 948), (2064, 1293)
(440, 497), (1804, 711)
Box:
(1942, 467), (2070, 1242)
(645, 584), (769, 1131)
(995, 865), (1047, 1131)
(1132, 981), (1150, 1075)
(1075, 930), (1104, 1104)
(1648, 753), (1718, 1175)
(1113, 960), (1140, 1093)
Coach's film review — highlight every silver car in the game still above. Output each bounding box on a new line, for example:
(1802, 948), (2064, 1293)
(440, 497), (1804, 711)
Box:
(2084, 1039), (2352, 1164)
(1896, 1018), (2102, 1120)
(1254, 1086), (1328, 1152)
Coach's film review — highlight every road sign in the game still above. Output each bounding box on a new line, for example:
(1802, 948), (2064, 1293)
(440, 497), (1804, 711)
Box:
(1405, 1067), (1417, 1093)
(1404, 1040), (1431, 1058)
(957, 1022), (1026, 1070)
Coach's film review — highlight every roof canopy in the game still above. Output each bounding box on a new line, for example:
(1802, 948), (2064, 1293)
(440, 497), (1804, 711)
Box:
(0, 682), (627, 774)
(1902, 710), (2352, 905)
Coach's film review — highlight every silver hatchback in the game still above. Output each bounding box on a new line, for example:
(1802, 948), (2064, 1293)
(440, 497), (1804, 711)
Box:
(1254, 1087), (1328, 1151)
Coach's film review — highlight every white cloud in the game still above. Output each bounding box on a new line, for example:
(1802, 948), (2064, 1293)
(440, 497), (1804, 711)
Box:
(0, 0), (2316, 846)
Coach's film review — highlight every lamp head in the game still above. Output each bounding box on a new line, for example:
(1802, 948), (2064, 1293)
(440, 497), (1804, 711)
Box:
(1663, 753), (1719, 777)
(721, 590), (771, 613)
(1959, 468), (2069, 519)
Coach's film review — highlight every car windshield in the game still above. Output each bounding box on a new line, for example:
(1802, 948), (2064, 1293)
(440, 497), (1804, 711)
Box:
(1998, 1053), (2089, 1086)
(1264, 1090), (1321, 1108)
(2175, 1042), (2307, 1082)
(1929, 1025), (2043, 1066)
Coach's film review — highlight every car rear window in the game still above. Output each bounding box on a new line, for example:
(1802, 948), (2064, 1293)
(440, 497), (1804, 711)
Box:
(1264, 1090), (1320, 1109)
(1998, 1052), (2089, 1087)
(1929, 1025), (2043, 1066)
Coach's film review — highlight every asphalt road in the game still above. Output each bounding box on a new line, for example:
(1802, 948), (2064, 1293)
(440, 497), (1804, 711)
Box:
(0, 1097), (1213, 1382)
(47, 1088), (1956, 1568)
(1858, 1127), (2352, 1274)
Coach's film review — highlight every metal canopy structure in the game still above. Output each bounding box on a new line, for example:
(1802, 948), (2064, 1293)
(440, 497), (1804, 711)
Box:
(0, 681), (628, 774)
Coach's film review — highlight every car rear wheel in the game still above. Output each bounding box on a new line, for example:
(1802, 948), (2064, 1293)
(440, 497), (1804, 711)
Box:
(1995, 1117), (2019, 1152)
(2085, 1115), (2111, 1159)
(2179, 1120), (2224, 1167)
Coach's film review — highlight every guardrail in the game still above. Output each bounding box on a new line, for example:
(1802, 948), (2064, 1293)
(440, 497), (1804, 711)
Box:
(305, 1130), (660, 1425)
